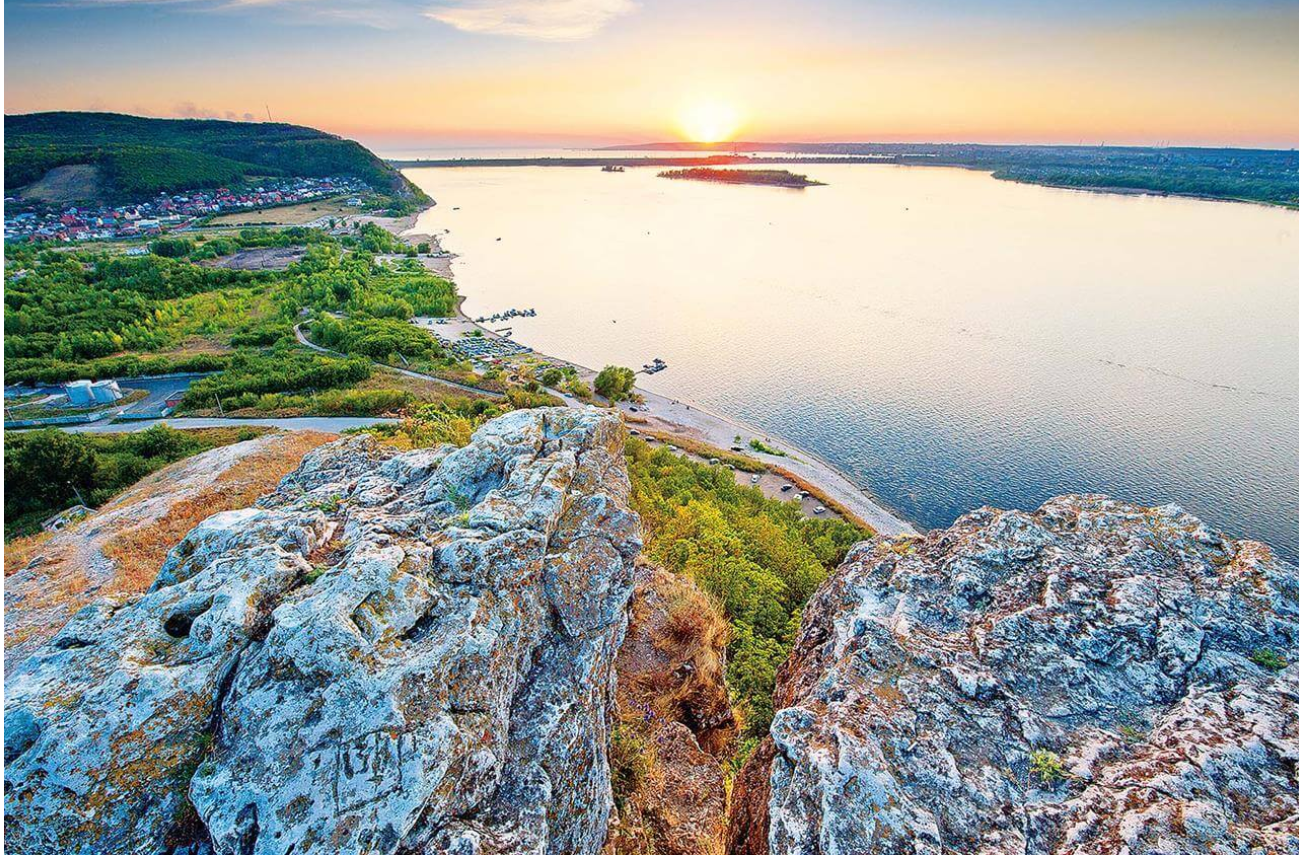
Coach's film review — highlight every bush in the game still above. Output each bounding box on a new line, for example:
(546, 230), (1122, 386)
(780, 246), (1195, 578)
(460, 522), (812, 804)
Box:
(1029, 749), (1067, 784)
(149, 238), (195, 258)
(595, 365), (636, 401)
(1250, 648), (1288, 671)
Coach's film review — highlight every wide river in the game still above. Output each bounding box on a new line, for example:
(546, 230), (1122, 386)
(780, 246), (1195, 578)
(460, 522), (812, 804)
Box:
(404, 164), (1299, 561)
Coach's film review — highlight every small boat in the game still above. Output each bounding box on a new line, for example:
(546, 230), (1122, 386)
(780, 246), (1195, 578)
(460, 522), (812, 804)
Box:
(601, 165), (626, 173)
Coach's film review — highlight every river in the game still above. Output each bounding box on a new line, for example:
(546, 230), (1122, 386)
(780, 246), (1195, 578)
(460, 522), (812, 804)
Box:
(403, 162), (1299, 561)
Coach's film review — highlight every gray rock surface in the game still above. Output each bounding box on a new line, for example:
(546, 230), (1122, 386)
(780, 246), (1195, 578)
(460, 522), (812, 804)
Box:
(4, 407), (640, 854)
(729, 495), (1298, 855)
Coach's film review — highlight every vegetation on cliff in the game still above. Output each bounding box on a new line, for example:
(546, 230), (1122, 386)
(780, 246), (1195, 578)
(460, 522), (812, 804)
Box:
(624, 437), (865, 743)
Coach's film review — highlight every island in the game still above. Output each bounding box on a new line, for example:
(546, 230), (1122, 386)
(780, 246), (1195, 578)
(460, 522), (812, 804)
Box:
(656, 167), (825, 188)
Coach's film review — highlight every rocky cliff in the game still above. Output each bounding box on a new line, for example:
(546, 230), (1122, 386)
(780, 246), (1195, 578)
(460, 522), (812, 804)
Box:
(4, 408), (640, 854)
(728, 495), (1299, 854)
(4, 430), (336, 669)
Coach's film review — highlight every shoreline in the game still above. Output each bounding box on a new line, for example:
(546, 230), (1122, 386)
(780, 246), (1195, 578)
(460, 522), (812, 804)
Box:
(379, 207), (920, 537)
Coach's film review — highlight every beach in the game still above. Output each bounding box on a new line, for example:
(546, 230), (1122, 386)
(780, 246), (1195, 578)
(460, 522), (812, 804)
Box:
(376, 209), (920, 537)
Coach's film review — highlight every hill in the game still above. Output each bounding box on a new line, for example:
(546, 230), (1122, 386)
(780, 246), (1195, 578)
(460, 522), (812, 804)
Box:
(4, 112), (428, 212)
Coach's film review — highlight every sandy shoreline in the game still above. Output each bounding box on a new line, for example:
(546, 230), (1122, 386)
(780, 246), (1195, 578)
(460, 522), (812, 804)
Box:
(377, 209), (920, 537)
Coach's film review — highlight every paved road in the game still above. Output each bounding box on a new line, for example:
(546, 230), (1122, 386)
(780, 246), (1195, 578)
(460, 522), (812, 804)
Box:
(293, 322), (505, 399)
(58, 416), (398, 434)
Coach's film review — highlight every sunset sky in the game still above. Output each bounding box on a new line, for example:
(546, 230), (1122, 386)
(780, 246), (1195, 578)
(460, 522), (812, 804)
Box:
(5, 0), (1298, 151)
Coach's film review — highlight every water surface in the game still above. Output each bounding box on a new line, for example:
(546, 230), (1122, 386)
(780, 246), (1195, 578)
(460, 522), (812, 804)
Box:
(405, 164), (1299, 560)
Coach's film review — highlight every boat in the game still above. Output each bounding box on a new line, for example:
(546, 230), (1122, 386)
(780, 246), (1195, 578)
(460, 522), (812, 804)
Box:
(601, 165), (625, 173)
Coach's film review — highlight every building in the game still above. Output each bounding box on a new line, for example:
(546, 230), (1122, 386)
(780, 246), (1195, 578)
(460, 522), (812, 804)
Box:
(89, 380), (123, 404)
(64, 380), (94, 406)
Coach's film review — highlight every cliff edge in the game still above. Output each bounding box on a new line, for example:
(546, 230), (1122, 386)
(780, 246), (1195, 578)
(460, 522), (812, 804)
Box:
(728, 495), (1298, 854)
(4, 408), (640, 854)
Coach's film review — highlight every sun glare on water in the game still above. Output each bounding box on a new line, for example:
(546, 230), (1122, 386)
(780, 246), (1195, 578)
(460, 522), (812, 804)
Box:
(677, 98), (743, 143)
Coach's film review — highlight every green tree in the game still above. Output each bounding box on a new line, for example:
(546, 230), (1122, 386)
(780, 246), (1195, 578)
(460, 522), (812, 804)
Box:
(3, 430), (97, 520)
(594, 365), (636, 401)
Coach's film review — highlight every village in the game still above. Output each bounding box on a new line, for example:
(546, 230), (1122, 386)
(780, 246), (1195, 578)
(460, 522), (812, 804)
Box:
(3, 174), (370, 243)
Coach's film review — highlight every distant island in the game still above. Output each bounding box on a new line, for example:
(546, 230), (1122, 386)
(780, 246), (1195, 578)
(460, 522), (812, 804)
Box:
(657, 167), (824, 188)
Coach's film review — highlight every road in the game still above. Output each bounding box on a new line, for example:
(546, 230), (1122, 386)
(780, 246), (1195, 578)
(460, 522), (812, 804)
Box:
(293, 322), (505, 399)
(58, 416), (398, 434)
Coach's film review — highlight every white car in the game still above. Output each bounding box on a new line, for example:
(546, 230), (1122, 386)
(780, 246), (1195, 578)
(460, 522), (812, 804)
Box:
(814, 505), (826, 514)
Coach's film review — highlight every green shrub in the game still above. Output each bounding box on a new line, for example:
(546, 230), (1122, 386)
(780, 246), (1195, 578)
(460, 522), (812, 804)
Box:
(595, 365), (636, 401)
(1250, 648), (1288, 671)
(1029, 749), (1067, 784)
(625, 438), (865, 739)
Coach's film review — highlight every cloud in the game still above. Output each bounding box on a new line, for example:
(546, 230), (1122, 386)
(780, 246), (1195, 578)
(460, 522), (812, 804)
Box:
(425, 0), (637, 40)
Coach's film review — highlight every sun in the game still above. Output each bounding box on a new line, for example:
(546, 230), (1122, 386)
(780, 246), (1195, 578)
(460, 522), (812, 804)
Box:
(677, 98), (743, 144)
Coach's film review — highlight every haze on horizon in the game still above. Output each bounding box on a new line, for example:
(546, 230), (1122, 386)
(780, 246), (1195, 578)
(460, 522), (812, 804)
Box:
(4, 0), (1298, 152)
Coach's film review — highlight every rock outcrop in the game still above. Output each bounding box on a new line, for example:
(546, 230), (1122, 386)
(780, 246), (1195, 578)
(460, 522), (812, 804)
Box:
(4, 408), (641, 854)
(729, 495), (1298, 855)
(4, 429), (336, 669)
(606, 562), (736, 854)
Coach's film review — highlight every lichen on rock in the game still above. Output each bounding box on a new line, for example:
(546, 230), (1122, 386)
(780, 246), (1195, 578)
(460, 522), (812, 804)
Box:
(728, 495), (1299, 855)
(4, 407), (641, 855)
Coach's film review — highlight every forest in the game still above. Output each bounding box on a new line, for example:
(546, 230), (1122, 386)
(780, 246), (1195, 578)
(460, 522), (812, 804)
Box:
(624, 437), (866, 748)
(5, 112), (429, 212)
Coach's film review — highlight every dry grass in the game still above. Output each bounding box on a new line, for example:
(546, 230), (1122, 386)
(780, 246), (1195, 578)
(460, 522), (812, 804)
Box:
(100, 431), (335, 593)
(4, 430), (337, 663)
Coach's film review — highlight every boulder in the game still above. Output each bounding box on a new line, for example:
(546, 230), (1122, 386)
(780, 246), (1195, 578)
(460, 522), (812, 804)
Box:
(729, 495), (1298, 855)
(4, 407), (641, 854)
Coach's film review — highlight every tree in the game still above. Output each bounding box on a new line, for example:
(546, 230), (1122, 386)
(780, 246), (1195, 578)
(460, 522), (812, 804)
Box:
(541, 367), (563, 387)
(594, 365), (636, 401)
(3, 429), (97, 518)
(416, 242), (431, 255)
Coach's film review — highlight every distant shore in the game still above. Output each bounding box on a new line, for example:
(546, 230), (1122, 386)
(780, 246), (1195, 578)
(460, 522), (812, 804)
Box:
(373, 208), (919, 536)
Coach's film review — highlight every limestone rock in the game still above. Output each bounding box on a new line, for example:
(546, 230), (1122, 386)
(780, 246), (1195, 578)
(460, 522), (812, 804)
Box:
(3, 430), (336, 669)
(4, 407), (641, 854)
(729, 495), (1298, 855)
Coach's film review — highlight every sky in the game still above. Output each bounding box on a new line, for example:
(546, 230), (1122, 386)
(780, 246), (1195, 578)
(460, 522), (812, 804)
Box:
(4, 0), (1298, 151)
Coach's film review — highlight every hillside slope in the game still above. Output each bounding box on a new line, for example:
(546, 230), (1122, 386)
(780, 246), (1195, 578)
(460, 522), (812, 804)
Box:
(4, 111), (427, 209)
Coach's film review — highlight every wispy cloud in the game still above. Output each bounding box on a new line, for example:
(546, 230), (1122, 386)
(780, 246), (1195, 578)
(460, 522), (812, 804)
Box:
(425, 0), (637, 40)
(32, 0), (638, 36)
